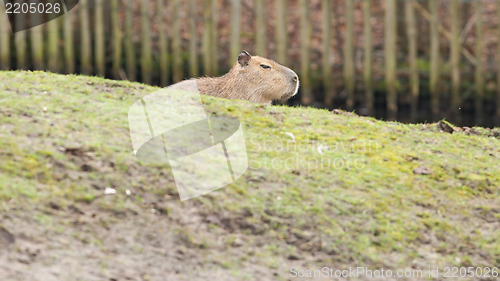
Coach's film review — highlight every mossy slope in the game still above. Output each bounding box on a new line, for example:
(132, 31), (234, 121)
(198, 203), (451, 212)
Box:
(0, 71), (498, 280)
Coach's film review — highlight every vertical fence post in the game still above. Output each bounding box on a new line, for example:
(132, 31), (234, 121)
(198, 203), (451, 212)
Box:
(47, 17), (59, 73)
(275, 0), (287, 65)
(230, 0), (241, 65)
(405, 0), (418, 121)
(210, 0), (218, 75)
(344, 0), (355, 110)
(385, 0), (397, 119)
(203, 0), (218, 76)
(474, 0), (484, 121)
(188, 0), (198, 78)
(111, 0), (122, 79)
(363, 0), (373, 113)
(202, 0), (212, 76)
(255, 0), (266, 57)
(95, 0), (105, 77)
(14, 14), (26, 69)
(172, 0), (182, 82)
(64, 4), (75, 74)
(158, 0), (169, 85)
(31, 14), (44, 70)
(299, 0), (312, 105)
(333, 2), (343, 60)
(125, 0), (136, 81)
(429, 0), (440, 118)
(0, 4), (9, 70)
(141, 0), (153, 84)
(450, 0), (460, 121)
(80, 0), (92, 75)
(322, 0), (334, 106)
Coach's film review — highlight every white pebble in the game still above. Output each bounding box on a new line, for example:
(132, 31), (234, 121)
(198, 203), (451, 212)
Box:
(104, 187), (116, 195)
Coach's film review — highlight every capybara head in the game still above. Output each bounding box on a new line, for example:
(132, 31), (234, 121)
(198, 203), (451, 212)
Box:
(195, 51), (300, 103)
(233, 51), (299, 102)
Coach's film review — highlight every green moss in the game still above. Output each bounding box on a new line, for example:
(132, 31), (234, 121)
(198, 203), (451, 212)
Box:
(0, 70), (498, 272)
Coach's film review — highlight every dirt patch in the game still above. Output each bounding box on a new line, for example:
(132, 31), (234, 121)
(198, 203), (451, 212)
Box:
(332, 108), (358, 117)
(413, 166), (432, 175)
(0, 202), (285, 281)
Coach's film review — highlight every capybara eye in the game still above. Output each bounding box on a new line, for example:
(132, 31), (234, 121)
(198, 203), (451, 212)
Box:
(260, 64), (271, 69)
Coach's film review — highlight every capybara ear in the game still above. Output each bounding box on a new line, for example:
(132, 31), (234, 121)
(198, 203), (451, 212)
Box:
(238, 51), (252, 67)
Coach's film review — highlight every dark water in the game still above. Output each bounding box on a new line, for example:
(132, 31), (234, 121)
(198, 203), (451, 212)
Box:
(286, 91), (500, 129)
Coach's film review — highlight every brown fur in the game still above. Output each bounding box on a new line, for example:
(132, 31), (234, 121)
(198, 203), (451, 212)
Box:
(171, 51), (299, 104)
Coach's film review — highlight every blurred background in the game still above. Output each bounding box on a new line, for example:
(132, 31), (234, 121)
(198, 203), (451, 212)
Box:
(1, 0), (500, 127)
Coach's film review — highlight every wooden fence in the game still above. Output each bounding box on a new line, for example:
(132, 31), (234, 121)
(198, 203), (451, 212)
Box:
(1, 0), (500, 127)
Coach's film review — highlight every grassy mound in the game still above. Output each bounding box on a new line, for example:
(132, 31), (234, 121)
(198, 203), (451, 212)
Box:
(0, 71), (498, 280)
